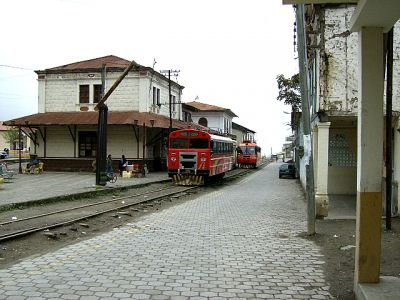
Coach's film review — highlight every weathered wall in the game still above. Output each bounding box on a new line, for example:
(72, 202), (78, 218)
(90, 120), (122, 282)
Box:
(392, 22), (400, 112)
(319, 6), (358, 113)
(319, 6), (400, 113)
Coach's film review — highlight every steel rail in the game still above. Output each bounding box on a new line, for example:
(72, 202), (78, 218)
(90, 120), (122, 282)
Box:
(0, 186), (177, 226)
(0, 186), (195, 242)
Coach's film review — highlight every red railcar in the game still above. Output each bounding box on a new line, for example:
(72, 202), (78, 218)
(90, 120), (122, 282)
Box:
(237, 141), (261, 168)
(168, 129), (236, 185)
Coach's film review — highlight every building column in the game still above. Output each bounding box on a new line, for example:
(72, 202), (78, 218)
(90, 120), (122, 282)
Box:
(315, 122), (330, 218)
(355, 27), (384, 285)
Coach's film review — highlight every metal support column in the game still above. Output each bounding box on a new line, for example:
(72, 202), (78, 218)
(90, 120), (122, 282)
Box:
(96, 104), (108, 186)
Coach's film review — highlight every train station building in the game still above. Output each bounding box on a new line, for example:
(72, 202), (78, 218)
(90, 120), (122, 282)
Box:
(4, 55), (204, 171)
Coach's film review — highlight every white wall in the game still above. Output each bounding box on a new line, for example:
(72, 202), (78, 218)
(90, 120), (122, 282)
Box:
(191, 112), (233, 134)
(39, 70), (182, 118)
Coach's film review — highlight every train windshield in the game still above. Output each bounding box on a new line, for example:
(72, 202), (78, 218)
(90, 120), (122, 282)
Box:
(170, 138), (209, 149)
(239, 146), (256, 154)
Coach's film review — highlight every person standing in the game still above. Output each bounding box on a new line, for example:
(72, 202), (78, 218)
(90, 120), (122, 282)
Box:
(118, 154), (127, 176)
(106, 154), (113, 175)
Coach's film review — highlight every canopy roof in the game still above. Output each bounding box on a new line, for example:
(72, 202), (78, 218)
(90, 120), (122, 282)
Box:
(3, 111), (205, 130)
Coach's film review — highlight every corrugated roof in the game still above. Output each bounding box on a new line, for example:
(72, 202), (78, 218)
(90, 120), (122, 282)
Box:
(184, 101), (238, 117)
(3, 112), (205, 130)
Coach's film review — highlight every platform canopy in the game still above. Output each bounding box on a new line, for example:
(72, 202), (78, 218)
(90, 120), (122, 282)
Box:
(3, 111), (204, 130)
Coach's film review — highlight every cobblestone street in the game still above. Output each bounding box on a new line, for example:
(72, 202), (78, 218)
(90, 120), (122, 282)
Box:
(0, 163), (332, 299)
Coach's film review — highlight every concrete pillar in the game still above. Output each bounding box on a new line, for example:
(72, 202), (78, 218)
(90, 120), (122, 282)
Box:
(312, 125), (318, 193)
(355, 27), (384, 285)
(315, 122), (330, 218)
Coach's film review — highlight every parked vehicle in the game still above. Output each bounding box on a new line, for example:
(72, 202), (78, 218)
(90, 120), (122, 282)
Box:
(0, 151), (8, 159)
(237, 141), (261, 168)
(279, 163), (296, 179)
(168, 129), (236, 185)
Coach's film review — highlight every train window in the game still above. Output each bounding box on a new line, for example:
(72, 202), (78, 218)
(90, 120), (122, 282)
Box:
(189, 138), (209, 149)
(240, 146), (256, 154)
(170, 138), (189, 149)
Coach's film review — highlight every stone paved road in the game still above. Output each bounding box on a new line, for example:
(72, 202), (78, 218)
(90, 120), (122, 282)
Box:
(0, 163), (332, 299)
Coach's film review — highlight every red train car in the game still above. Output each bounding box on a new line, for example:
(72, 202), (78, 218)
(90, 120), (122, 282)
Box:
(237, 141), (261, 168)
(168, 129), (236, 185)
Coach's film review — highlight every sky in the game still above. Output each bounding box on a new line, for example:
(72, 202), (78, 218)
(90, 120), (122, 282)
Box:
(0, 0), (298, 155)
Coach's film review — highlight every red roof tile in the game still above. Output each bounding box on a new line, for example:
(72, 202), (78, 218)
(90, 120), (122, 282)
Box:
(3, 112), (205, 130)
(45, 55), (137, 71)
(184, 101), (238, 117)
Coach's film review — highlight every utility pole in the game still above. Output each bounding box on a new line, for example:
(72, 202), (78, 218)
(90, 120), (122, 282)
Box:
(296, 4), (316, 235)
(160, 69), (180, 133)
(385, 28), (393, 230)
(94, 60), (138, 186)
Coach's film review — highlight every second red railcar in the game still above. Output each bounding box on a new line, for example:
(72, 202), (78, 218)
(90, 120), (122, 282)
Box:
(237, 141), (261, 168)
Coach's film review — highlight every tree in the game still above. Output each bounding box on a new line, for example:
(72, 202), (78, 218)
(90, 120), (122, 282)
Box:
(276, 73), (301, 111)
(2, 127), (19, 149)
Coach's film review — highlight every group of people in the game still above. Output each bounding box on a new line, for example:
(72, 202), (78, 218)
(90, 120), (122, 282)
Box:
(106, 154), (128, 176)
(27, 156), (40, 174)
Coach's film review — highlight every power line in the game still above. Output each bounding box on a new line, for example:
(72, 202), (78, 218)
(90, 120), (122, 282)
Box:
(0, 65), (34, 71)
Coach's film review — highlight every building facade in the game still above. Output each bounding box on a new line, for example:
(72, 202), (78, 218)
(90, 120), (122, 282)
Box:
(232, 122), (256, 144)
(182, 101), (237, 135)
(5, 55), (201, 171)
(298, 4), (400, 217)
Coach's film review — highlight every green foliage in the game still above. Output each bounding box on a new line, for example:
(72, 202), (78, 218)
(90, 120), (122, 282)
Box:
(276, 73), (301, 111)
(2, 127), (19, 148)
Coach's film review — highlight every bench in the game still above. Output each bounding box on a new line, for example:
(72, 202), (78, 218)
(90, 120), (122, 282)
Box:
(24, 162), (44, 174)
(0, 163), (16, 180)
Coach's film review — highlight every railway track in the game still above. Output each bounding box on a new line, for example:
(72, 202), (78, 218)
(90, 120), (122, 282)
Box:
(0, 167), (257, 242)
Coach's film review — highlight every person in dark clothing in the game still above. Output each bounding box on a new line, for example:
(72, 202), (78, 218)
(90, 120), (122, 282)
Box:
(118, 154), (127, 176)
(106, 154), (113, 175)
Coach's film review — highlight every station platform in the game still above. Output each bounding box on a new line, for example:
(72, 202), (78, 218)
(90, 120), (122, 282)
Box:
(0, 163), (170, 210)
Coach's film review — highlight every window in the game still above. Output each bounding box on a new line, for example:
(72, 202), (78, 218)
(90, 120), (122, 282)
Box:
(93, 84), (102, 103)
(239, 146), (256, 154)
(183, 111), (192, 122)
(170, 138), (209, 149)
(79, 85), (89, 103)
(79, 131), (97, 157)
(189, 138), (208, 149)
(157, 88), (160, 106)
(152, 87), (156, 106)
(171, 95), (176, 112)
(198, 117), (208, 127)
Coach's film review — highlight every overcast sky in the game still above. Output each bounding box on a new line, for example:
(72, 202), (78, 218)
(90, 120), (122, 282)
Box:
(0, 0), (298, 154)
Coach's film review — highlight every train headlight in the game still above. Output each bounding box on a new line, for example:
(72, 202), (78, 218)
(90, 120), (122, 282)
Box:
(200, 153), (206, 162)
(171, 157), (177, 161)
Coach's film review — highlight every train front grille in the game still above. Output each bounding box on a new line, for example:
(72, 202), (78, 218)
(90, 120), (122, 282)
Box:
(180, 152), (197, 169)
